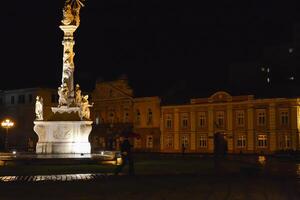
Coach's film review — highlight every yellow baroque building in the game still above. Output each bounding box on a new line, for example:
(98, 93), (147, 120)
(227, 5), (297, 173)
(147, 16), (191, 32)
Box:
(161, 91), (300, 154)
(91, 77), (161, 152)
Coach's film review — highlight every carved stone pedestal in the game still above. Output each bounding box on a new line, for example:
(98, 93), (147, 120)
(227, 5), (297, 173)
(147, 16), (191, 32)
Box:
(34, 121), (92, 154)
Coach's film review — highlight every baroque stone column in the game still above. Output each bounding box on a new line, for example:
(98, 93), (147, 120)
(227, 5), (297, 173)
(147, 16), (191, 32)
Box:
(60, 25), (78, 102)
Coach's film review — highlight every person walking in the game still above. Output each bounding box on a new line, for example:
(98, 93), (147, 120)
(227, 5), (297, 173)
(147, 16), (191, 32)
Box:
(114, 137), (134, 176)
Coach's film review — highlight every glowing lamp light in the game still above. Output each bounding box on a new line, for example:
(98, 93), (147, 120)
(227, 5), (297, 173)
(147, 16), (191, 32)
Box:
(1, 119), (15, 151)
(1, 119), (14, 129)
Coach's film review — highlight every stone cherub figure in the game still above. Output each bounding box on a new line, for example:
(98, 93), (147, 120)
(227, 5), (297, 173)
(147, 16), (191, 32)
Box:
(75, 84), (82, 106)
(35, 96), (43, 120)
(61, 0), (86, 26)
(80, 95), (93, 120)
(58, 83), (69, 107)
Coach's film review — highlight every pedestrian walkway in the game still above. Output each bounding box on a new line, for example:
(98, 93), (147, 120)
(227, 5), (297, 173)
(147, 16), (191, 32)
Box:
(0, 173), (113, 183)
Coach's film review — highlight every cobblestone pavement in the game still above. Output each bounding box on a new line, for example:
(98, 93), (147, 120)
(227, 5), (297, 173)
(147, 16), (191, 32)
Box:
(0, 173), (114, 183)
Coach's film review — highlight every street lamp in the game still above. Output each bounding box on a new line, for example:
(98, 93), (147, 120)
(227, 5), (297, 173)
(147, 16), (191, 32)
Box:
(1, 119), (14, 151)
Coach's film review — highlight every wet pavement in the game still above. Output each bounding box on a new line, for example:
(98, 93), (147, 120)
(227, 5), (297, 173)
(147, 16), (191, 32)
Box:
(0, 173), (112, 183)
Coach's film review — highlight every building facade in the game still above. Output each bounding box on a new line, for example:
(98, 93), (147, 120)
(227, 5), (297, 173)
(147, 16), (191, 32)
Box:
(161, 91), (300, 154)
(91, 77), (161, 152)
(0, 88), (57, 151)
(0, 84), (299, 154)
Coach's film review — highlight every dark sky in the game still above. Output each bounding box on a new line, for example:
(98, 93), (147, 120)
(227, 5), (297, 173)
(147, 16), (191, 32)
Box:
(0, 0), (299, 99)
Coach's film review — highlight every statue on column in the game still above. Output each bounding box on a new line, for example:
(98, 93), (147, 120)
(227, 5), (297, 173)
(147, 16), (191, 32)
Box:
(75, 84), (82, 106)
(58, 83), (69, 107)
(62, 0), (85, 26)
(80, 95), (93, 120)
(35, 96), (43, 120)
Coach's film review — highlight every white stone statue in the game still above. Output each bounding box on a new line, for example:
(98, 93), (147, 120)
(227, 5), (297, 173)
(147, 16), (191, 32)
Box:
(80, 95), (93, 120)
(75, 84), (82, 106)
(35, 96), (43, 120)
(58, 83), (69, 107)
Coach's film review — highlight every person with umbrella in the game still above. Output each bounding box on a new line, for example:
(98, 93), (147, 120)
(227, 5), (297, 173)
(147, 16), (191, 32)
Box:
(114, 132), (138, 176)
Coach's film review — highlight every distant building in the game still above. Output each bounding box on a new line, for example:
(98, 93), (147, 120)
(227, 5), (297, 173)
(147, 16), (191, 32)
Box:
(0, 88), (57, 151)
(161, 91), (300, 154)
(91, 77), (161, 152)
(0, 81), (299, 154)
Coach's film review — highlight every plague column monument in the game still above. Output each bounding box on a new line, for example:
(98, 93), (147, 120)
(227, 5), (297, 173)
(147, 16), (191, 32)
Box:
(34, 0), (93, 154)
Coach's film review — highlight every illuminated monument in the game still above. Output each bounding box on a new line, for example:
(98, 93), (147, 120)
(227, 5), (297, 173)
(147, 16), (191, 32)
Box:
(34, 0), (93, 154)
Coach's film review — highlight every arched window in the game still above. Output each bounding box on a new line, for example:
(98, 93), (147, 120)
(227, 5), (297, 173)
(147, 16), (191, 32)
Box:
(147, 109), (153, 125)
(135, 109), (141, 125)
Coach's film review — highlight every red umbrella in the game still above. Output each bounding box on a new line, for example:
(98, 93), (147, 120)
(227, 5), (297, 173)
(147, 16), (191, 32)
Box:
(120, 131), (141, 139)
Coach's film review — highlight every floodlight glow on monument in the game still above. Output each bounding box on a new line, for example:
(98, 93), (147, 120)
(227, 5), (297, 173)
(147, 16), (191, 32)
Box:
(33, 0), (93, 154)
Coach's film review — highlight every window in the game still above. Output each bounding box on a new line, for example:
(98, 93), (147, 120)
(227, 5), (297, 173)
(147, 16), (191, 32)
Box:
(216, 111), (225, 128)
(198, 112), (206, 128)
(134, 138), (142, 149)
(237, 135), (246, 148)
(124, 112), (129, 123)
(280, 110), (289, 126)
(147, 109), (153, 125)
(109, 109), (115, 124)
(165, 114), (173, 129)
(135, 109), (141, 125)
(236, 110), (245, 127)
(123, 108), (130, 123)
(181, 135), (189, 148)
(198, 135), (207, 148)
(146, 135), (154, 148)
(280, 135), (291, 149)
(181, 113), (189, 129)
(165, 135), (173, 149)
(18, 95), (25, 104)
(11, 96), (15, 104)
(257, 109), (266, 126)
(257, 135), (267, 148)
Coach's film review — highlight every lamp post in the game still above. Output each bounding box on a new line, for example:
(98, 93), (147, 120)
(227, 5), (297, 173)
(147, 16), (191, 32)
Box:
(1, 119), (14, 152)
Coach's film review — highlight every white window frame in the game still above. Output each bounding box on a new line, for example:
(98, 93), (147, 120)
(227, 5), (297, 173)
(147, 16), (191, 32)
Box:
(257, 109), (266, 126)
(165, 114), (173, 129)
(257, 134), (268, 148)
(181, 113), (189, 129)
(279, 110), (289, 126)
(236, 110), (245, 127)
(198, 112), (206, 128)
(237, 135), (246, 148)
(165, 135), (173, 149)
(198, 135), (207, 148)
(216, 111), (225, 128)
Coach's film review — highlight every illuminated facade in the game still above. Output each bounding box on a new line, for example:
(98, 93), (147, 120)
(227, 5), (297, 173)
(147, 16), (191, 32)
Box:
(1, 86), (300, 154)
(91, 77), (161, 152)
(161, 91), (300, 154)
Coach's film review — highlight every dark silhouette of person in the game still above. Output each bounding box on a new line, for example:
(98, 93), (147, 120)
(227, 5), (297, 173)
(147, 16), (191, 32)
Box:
(213, 132), (228, 172)
(181, 143), (186, 156)
(114, 137), (134, 175)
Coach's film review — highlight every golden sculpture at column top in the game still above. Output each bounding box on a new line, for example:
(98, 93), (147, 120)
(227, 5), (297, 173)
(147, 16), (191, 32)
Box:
(61, 0), (86, 26)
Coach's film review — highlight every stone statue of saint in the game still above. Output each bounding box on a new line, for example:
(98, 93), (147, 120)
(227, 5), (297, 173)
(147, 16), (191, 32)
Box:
(80, 95), (93, 120)
(75, 84), (82, 106)
(35, 96), (43, 120)
(62, 0), (85, 26)
(58, 83), (69, 107)
(61, 4), (74, 25)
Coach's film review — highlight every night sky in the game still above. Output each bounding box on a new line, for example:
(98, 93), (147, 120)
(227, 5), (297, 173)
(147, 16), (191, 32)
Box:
(1, 1), (299, 100)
